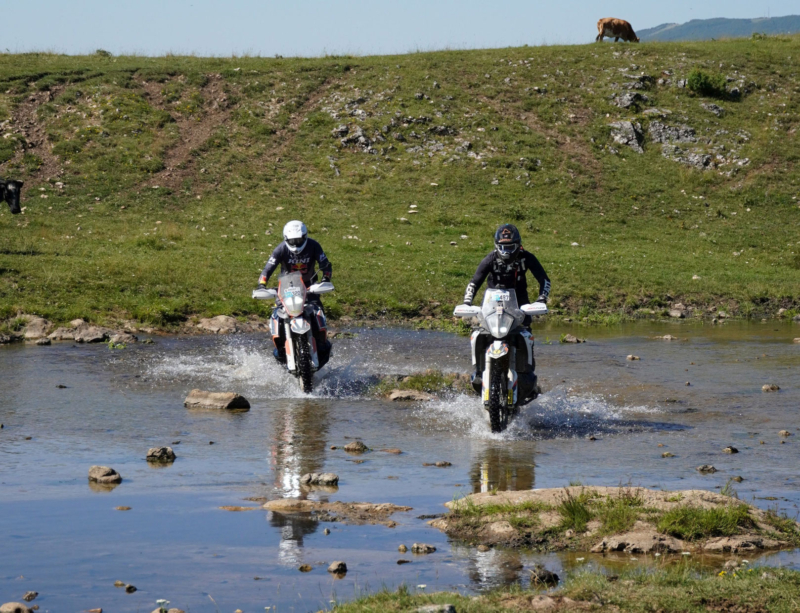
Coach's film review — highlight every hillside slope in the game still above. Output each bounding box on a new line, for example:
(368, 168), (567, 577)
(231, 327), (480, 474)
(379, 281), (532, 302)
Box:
(0, 37), (799, 327)
(640, 15), (800, 42)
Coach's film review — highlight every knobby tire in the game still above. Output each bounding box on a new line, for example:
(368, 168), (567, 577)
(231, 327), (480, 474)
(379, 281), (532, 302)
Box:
(488, 359), (509, 433)
(296, 334), (314, 394)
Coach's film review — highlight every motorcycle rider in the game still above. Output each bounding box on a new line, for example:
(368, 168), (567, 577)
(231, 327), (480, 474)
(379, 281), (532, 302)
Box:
(463, 223), (550, 388)
(258, 220), (333, 366)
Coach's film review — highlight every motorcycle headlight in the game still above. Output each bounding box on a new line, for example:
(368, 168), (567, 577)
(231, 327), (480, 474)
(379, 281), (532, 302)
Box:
(486, 312), (515, 337)
(283, 294), (305, 317)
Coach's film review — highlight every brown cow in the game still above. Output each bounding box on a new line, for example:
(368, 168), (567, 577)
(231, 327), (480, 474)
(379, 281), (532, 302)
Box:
(596, 18), (640, 43)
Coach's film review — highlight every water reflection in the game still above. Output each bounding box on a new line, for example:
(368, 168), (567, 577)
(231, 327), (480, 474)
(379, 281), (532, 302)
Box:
(471, 441), (536, 494)
(266, 399), (332, 566)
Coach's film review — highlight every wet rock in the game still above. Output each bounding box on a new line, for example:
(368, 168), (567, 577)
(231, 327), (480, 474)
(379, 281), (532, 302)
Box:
(779, 430), (792, 437)
(88, 465), (122, 484)
(397, 559), (411, 565)
(35, 338), (51, 346)
(661, 452), (675, 458)
(703, 535), (781, 553)
(723, 446), (739, 454)
(609, 121), (644, 153)
(263, 499), (411, 526)
(697, 465), (717, 474)
(380, 448), (403, 454)
(196, 315), (240, 334)
(626, 355), (640, 361)
(613, 92), (648, 109)
(23, 317), (51, 340)
(327, 561), (347, 574)
(411, 543), (437, 554)
(669, 308), (686, 319)
(109, 332), (138, 344)
(561, 334), (584, 344)
(0, 334), (21, 345)
(731, 476), (744, 482)
(344, 440), (369, 453)
(146, 447), (176, 463)
(47, 327), (73, 341)
(654, 334), (680, 341)
(300, 472), (339, 486)
(184, 389), (251, 410)
(0, 604), (32, 613)
(114, 581), (125, 587)
(323, 528), (330, 535)
(74, 325), (114, 343)
(415, 606), (455, 613)
(701, 102), (725, 117)
(116, 506), (132, 511)
(125, 585), (137, 593)
(298, 564), (312, 572)
(762, 384), (780, 392)
(529, 564), (559, 586)
(21, 594), (37, 603)
(388, 389), (434, 401)
(476, 544), (490, 552)
(398, 544), (408, 552)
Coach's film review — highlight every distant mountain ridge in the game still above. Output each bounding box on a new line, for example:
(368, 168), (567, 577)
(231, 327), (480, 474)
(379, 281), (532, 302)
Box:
(638, 15), (800, 42)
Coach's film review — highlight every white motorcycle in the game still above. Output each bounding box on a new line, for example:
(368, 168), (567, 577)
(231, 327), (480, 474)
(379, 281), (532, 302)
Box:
(454, 289), (547, 432)
(253, 272), (334, 393)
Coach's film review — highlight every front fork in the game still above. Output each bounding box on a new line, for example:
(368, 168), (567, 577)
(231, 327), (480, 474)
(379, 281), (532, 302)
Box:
(481, 340), (518, 407)
(273, 317), (319, 373)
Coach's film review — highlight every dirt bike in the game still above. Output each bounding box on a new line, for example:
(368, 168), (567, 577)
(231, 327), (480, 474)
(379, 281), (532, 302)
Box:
(253, 272), (334, 393)
(454, 289), (547, 432)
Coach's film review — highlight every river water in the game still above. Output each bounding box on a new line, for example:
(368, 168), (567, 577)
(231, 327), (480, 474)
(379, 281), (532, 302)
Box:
(1, 322), (799, 612)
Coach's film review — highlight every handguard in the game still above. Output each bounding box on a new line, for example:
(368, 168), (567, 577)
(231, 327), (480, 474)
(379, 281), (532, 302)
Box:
(454, 304), (482, 318)
(521, 302), (548, 316)
(253, 288), (278, 300)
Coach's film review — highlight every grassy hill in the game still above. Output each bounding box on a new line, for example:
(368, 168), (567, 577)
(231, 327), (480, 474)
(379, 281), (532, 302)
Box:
(1, 36), (799, 328)
(639, 16), (800, 42)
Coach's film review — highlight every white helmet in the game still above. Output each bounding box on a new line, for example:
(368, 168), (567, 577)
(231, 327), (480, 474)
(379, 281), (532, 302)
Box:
(283, 220), (308, 253)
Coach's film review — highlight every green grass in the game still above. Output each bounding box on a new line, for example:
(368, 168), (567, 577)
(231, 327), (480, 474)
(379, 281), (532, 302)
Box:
(372, 369), (471, 396)
(1, 37), (800, 326)
(332, 566), (800, 612)
(656, 504), (755, 541)
(595, 488), (644, 534)
(557, 488), (594, 533)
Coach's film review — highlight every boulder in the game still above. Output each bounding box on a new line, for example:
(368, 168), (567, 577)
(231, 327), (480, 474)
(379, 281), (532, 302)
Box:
(183, 389), (250, 410)
(0, 334), (20, 345)
(779, 430), (792, 437)
(146, 447), (176, 463)
(388, 389), (434, 402)
(196, 315), (240, 334)
(344, 441), (369, 453)
(591, 529), (683, 554)
(654, 335), (680, 341)
(48, 327), (75, 341)
(762, 384), (780, 392)
(613, 92), (648, 109)
(88, 465), (122, 484)
(561, 334), (583, 344)
(648, 121), (697, 144)
(74, 325), (113, 343)
(109, 332), (138, 344)
(701, 102), (725, 117)
(0, 604), (32, 613)
(299, 472), (339, 486)
(35, 338), (51, 346)
(793, 338), (800, 343)
(20, 594), (37, 603)
(626, 355), (640, 361)
(23, 317), (51, 340)
(327, 561), (347, 574)
(609, 121), (644, 153)
(697, 465), (717, 473)
(723, 446), (739, 454)
(703, 535), (782, 553)
(411, 543), (437, 554)
(669, 309), (686, 319)
(70, 318), (86, 327)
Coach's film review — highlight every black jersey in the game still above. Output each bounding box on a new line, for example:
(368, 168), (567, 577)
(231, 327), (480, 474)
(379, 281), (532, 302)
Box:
(259, 238), (332, 287)
(464, 249), (550, 306)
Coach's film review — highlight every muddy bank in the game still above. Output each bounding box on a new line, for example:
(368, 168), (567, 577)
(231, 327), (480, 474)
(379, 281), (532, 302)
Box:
(430, 487), (800, 554)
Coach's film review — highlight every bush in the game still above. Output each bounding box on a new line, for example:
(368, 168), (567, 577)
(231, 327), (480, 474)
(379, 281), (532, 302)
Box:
(687, 69), (727, 98)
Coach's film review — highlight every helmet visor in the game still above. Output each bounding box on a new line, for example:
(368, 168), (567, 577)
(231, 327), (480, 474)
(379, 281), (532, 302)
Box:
(496, 242), (519, 257)
(286, 236), (306, 248)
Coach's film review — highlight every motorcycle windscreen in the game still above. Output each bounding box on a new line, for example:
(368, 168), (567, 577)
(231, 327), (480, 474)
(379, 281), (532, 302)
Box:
(278, 272), (307, 318)
(481, 288), (520, 337)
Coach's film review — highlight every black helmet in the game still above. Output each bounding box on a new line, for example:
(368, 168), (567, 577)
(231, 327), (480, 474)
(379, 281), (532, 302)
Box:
(494, 223), (521, 261)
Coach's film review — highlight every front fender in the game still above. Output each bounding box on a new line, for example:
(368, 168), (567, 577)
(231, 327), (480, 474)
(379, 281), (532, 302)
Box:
(290, 318), (311, 335)
(485, 340), (509, 360)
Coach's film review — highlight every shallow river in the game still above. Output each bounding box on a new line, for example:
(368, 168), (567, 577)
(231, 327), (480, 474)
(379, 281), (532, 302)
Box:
(1, 321), (799, 612)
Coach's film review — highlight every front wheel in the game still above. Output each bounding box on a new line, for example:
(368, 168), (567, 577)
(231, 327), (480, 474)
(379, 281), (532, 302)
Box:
(488, 359), (510, 433)
(295, 334), (314, 394)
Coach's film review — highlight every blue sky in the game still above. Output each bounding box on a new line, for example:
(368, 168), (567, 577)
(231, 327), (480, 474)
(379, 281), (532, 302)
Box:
(6, 1), (796, 56)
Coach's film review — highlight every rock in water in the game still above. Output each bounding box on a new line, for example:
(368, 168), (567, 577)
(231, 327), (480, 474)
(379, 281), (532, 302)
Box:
(88, 465), (122, 484)
(723, 446), (739, 454)
(697, 465), (717, 473)
(299, 472), (339, 486)
(124, 585), (137, 593)
(344, 441), (369, 453)
(0, 604), (32, 613)
(762, 384), (780, 392)
(411, 543), (436, 554)
(74, 325), (114, 343)
(779, 430), (792, 437)
(398, 544), (408, 552)
(388, 389), (434, 401)
(529, 564), (559, 586)
(183, 389), (250, 410)
(21, 594), (37, 603)
(298, 564), (312, 572)
(627, 355), (640, 361)
(196, 315), (240, 334)
(146, 447), (176, 463)
(35, 338), (51, 346)
(327, 561), (347, 575)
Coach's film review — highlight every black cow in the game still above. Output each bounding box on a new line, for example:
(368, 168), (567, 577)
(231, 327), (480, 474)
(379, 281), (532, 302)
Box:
(1, 178), (24, 214)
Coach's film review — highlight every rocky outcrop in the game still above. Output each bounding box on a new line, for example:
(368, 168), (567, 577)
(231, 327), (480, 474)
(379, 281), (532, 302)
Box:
(183, 389), (251, 410)
(23, 316), (51, 340)
(88, 465), (122, 484)
(609, 121), (644, 153)
(648, 121), (697, 144)
(703, 535), (782, 553)
(74, 324), (114, 343)
(591, 526), (684, 554)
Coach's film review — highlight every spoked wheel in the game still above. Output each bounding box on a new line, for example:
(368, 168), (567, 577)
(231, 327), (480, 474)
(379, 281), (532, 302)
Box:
(488, 358), (511, 433)
(295, 334), (314, 394)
